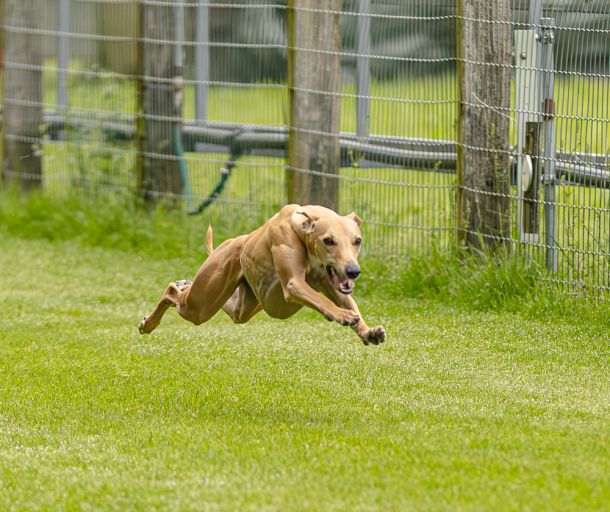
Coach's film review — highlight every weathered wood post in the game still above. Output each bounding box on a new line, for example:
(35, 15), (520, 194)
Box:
(2, 0), (43, 190)
(456, 0), (512, 250)
(137, 0), (183, 205)
(286, 0), (341, 211)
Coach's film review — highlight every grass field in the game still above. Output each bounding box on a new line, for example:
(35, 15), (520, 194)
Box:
(1, 232), (608, 511)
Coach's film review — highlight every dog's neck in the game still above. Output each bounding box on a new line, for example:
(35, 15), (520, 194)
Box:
(301, 233), (319, 263)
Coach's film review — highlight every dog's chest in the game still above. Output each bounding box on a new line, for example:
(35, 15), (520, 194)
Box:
(305, 264), (327, 291)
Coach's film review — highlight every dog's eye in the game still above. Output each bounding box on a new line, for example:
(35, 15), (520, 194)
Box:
(354, 237), (362, 246)
(323, 237), (336, 246)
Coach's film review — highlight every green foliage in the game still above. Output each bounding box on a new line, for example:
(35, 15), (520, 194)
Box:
(408, 247), (542, 310)
(0, 188), (203, 261)
(364, 243), (604, 316)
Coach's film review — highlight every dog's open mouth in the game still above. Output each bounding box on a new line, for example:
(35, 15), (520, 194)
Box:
(326, 265), (354, 295)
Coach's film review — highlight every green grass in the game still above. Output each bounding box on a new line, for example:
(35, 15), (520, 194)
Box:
(1, 188), (608, 303)
(0, 232), (608, 511)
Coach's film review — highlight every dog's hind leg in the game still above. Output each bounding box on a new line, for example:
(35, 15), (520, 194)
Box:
(138, 235), (249, 334)
(221, 280), (262, 324)
(138, 280), (190, 334)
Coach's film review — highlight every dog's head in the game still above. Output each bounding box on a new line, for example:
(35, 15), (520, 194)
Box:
(291, 207), (363, 295)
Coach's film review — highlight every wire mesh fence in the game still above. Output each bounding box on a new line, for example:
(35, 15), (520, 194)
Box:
(1, 1), (609, 293)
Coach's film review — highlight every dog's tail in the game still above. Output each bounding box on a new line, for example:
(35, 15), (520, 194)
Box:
(206, 224), (214, 255)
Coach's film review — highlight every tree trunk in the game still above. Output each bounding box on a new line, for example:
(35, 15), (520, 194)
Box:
(287, 0), (341, 211)
(138, 1), (183, 205)
(2, 0), (43, 191)
(457, 0), (512, 250)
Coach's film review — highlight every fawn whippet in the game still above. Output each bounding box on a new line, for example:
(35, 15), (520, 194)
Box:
(138, 204), (386, 345)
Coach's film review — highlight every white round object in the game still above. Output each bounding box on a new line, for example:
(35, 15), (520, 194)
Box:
(521, 154), (533, 192)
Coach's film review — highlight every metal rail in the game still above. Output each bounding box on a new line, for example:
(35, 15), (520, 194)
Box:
(43, 113), (609, 189)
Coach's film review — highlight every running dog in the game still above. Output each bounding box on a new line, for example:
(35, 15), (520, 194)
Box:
(138, 204), (386, 345)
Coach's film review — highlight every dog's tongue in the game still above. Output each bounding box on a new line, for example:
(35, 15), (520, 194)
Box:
(328, 266), (355, 294)
(330, 269), (341, 289)
(340, 278), (355, 293)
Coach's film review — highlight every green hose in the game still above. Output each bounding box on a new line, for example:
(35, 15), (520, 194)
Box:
(171, 121), (234, 215)
(187, 167), (231, 216)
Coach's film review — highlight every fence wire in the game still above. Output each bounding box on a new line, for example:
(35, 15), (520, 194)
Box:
(1, 0), (609, 293)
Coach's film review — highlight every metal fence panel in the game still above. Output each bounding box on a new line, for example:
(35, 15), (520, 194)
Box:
(1, 0), (608, 292)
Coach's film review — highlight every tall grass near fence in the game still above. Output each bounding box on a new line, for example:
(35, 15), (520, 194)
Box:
(2, 187), (606, 307)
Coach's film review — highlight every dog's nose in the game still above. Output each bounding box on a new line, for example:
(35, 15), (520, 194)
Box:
(345, 264), (361, 280)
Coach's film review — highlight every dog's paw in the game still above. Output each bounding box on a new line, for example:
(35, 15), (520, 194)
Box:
(335, 308), (360, 327)
(361, 326), (386, 346)
(175, 280), (192, 291)
(138, 317), (147, 334)
(138, 316), (155, 335)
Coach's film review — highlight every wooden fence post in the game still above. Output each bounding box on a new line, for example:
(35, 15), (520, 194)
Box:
(138, 0), (183, 205)
(456, 0), (512, 250)
(287, 0), (341, 211)
(2, 0), (43, 191)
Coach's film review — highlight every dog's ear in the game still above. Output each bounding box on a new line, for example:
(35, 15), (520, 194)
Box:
(291, 210), (316, 237)
(346, 212), (362, 227)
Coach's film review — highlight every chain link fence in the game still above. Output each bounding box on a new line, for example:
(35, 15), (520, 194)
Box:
(1, 0), (609, 292)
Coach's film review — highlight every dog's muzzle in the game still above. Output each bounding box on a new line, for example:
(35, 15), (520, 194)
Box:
(326, 264), (360, 294)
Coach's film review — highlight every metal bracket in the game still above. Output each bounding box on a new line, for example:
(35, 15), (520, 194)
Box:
(515, 29), (541, 242)
(514, 30), (540, 123)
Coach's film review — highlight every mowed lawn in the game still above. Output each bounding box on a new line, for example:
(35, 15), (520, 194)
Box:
(0, 236), (608, 511)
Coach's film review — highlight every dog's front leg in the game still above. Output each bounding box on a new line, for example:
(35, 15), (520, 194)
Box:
(287, 277), (361, 326)
(272, 245), (360, 326)
(332, 293), (386, 346)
